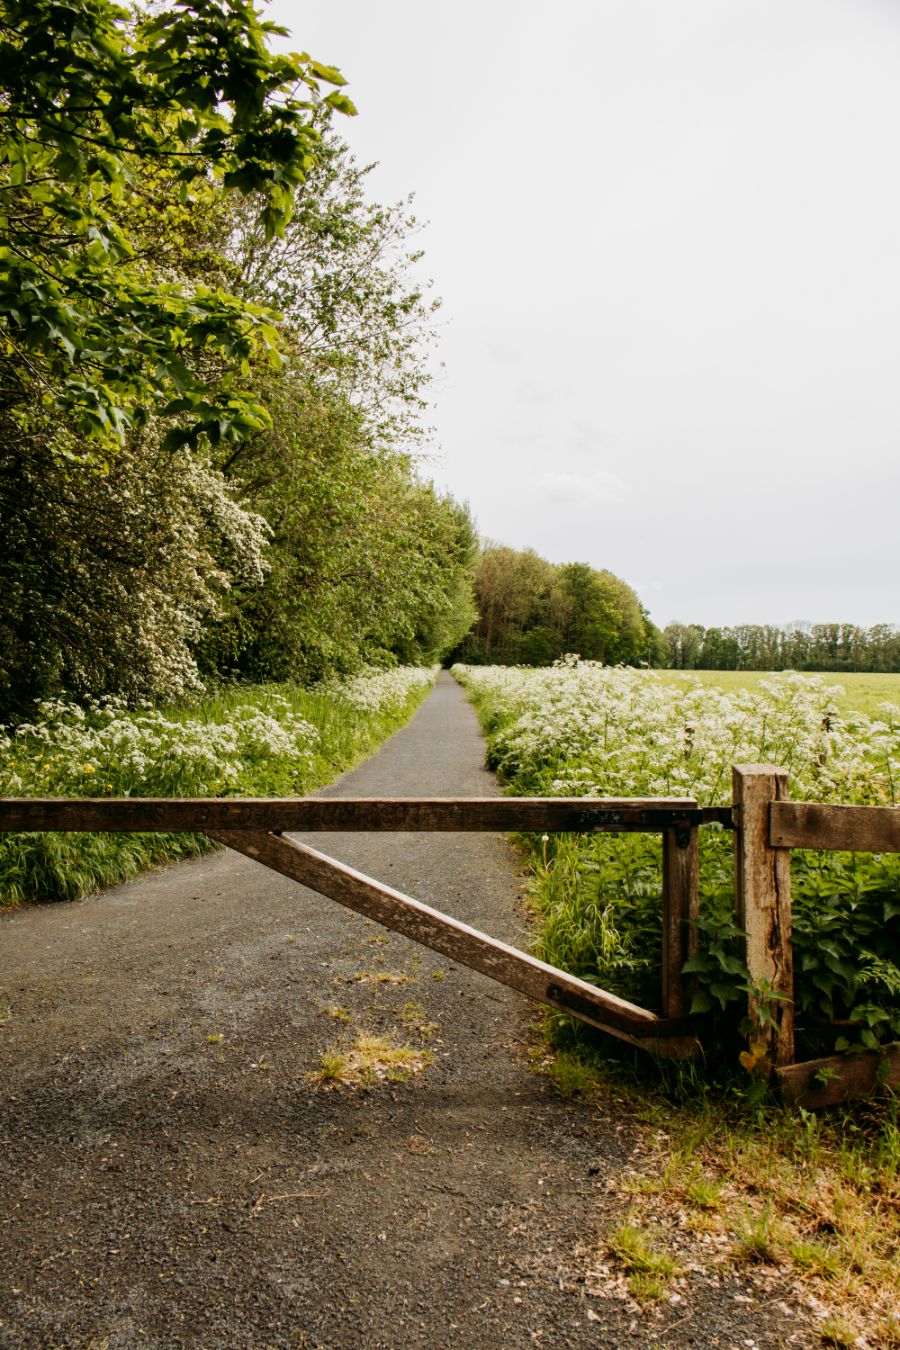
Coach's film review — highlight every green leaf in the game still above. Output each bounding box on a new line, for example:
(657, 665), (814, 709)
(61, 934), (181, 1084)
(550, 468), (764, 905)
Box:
(309, 60), (347, 86)
(323, 91), (357, 116)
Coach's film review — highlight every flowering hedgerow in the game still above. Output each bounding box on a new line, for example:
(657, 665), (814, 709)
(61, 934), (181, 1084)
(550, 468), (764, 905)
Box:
(0, 666), (437, 905)
(455, 662), (900, 1054)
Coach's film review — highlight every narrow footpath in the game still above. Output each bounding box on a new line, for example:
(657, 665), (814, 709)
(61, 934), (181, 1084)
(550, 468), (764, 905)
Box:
(0, 675), (809, 1348)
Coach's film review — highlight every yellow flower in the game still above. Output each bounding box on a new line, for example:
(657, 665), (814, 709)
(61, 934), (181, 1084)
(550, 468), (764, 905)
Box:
(82, 764), (96, 774)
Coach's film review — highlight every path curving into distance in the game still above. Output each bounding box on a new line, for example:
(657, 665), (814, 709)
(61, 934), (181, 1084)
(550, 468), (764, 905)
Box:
(0, 674), (810, 1348)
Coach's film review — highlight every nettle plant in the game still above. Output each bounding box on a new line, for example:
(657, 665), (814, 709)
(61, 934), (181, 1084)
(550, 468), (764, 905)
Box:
(456, 664), (900, 1052)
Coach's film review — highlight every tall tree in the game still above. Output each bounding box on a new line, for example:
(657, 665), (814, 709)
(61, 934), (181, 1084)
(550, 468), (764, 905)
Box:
(558, 564), (647, 665)
(228, 137), (438, 453)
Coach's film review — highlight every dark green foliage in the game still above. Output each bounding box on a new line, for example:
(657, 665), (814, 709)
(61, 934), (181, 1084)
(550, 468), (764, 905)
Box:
(201, 370), (477, 682)
(0, 10), (478, 715)
(791, 852), (900, 1052)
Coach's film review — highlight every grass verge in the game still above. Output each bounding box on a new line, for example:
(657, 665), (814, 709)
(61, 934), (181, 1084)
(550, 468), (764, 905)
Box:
(539, 1033), (900, 1347)
(0, 667), (436, 905)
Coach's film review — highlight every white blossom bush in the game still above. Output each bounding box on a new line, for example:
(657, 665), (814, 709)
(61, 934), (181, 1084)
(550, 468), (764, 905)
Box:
(456, 662), (898, 806)
(3, 695), (318, 799)
(0, 430), (273, 713)
(455, 663), (900, 1054)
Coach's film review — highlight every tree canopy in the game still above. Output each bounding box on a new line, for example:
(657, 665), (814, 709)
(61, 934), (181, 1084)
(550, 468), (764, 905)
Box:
(0, 3), (479, 717)
(0, 0), (354, 452)
(663, 622), (900, 673)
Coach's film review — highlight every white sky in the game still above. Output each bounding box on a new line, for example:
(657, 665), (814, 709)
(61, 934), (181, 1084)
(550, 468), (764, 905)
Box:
(270, 0), (900, 629)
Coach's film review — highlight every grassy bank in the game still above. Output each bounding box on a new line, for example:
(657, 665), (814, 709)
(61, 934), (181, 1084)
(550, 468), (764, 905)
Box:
(542, 1035), (899, 1347)
(0, 666), (437, 906)
(455, 662), (900, 1055)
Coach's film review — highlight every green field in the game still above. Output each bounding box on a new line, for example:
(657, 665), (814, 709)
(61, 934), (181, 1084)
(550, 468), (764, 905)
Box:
(658, 668), (900, 717)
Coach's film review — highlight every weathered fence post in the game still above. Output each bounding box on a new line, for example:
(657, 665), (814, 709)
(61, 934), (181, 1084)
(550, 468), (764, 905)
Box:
(732, 764), (794, 1070)
(661, 824), (700, 1018)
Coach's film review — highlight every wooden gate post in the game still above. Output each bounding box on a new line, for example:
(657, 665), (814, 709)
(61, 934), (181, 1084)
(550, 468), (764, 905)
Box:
(661, 825), (700, 1018)
(732, 765), (794, 1070)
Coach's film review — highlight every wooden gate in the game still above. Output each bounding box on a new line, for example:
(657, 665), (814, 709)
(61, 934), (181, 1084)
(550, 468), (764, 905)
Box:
(5, 783), (900, 1104)
(0, 793), (724, 1059)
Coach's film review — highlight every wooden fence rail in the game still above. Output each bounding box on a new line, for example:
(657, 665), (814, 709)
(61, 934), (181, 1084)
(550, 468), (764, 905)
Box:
(0, 795), (701, 834)
(769, 801), (900, 852)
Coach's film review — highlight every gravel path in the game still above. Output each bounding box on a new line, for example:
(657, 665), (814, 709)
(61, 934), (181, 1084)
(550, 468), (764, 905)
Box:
(0, 674), (812, 1348)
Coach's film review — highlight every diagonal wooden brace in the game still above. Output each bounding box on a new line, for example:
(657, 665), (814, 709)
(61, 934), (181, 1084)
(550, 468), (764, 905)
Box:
(206, 829), (701, 1059)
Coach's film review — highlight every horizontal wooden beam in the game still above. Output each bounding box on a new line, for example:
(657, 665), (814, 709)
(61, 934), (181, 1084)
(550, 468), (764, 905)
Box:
(777, 1043), (900, 1110)
(0, 795), (698, 835)
(207, 829), (702, 1060)
(770, 802), (900, 853)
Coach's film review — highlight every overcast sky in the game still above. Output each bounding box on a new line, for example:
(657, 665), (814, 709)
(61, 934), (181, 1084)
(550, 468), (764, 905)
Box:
(271, 0), (899, 629)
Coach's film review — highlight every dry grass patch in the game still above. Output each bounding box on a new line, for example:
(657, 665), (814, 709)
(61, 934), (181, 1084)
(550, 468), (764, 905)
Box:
(605, 1217), (681, 1302)
(396, 1000), (438, 1039)
(630, 1105), (899, 1346)
(312, 1033), (432, 1089)
(350, 969), (413, 986)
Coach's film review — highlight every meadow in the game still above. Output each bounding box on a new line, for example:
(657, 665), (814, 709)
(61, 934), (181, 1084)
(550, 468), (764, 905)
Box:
(0, 666), (437, 906)
(658, 668), (900, 718)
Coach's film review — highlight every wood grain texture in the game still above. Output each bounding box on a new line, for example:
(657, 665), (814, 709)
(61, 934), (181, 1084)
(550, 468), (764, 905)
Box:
(733, 765), (794, 1069)
(661, 825), (700, 1019)
(777, 1044), (900, 1110)
(770, 802), (900, 853)
(0, 795), (698, 834)
(207, 829), (702, 1059)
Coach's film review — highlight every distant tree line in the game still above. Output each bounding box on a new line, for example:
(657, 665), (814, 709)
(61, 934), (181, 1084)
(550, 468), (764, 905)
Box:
(453, 546), (665, 667)
(663, 623), (900, 673)
(455, 548), (899, 673)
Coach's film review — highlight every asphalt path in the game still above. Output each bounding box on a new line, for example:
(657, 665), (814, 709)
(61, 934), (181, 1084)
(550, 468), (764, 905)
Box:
(0, 674), (811, 1348)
